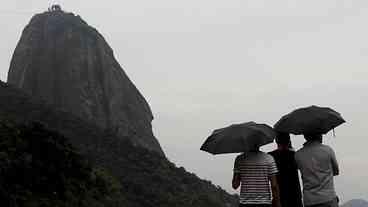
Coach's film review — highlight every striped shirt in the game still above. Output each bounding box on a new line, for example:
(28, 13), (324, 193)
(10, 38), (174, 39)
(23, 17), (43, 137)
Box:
(233, 151), (278, 204)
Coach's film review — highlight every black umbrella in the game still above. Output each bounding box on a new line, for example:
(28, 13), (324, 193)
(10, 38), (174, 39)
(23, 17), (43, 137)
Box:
(274, 105), (345, 135)
(200, 122), (275, 155)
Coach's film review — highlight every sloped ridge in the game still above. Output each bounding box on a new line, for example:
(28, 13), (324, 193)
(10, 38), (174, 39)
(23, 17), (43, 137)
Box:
(342, 199), (368, 207)
(0, 81), (238, 207)
(7, 11), (163, 155)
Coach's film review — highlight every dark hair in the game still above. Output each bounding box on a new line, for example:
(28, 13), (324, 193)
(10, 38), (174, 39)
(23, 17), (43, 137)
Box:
(304, 134), (322, 143)
(275, 132), (291, 145)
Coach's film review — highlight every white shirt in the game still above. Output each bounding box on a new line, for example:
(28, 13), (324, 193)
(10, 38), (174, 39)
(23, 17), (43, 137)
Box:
(295, 141), (339, 206)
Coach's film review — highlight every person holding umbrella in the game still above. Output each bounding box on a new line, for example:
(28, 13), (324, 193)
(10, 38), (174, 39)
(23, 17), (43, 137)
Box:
(274, 106), (344, 207)
(269, 132), (303, 207)
(200, 122), (282, 207)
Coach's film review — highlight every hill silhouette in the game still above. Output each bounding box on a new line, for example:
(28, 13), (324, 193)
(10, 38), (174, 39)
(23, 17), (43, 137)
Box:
(0, 80), (237, 206)
(2, 8), (238, 206)
(341, 199), (368, 207)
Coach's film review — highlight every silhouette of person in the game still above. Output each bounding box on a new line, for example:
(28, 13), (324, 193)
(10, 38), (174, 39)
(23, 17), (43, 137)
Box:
(295, 134), (339, 207)
(232, 147), (281, 207)
(269, 132), (303, 207)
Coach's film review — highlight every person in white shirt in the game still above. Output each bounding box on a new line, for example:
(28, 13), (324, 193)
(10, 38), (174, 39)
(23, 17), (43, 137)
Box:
(295, 134), (339, 207)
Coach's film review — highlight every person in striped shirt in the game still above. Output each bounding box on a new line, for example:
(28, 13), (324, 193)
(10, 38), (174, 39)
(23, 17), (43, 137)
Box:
(232, 147), (281, 207)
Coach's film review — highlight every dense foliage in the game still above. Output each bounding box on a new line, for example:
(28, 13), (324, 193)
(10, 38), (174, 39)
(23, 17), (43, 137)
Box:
(95, 130), (237, 207)
(0, 120), (125, 207)
(0, 81), (238, 207)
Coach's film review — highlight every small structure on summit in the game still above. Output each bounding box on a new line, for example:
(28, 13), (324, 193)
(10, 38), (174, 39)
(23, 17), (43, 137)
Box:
(48, 4), (62, 12)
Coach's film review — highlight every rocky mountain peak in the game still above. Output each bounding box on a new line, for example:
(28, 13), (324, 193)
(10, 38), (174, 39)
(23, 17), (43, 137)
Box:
(7, 10), (164, 155)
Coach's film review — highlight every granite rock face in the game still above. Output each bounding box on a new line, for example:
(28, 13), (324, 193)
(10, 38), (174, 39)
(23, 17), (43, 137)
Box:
(7, 10), (164, 155)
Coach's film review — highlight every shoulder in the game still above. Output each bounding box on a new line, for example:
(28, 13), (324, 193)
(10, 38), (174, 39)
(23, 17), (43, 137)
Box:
(321, 144), (333, 150)
(287, 149), (296, 155)
(235, 153), (245, 162)
(268, 150), (278, 156)
(261, 152), (276, 163)
(321, 144), (336, 155)
(295, 148), (305, 159)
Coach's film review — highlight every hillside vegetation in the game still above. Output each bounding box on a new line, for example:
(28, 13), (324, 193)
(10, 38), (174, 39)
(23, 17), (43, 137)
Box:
(0, 120), (125, 206)
(0, 81), (237, 206)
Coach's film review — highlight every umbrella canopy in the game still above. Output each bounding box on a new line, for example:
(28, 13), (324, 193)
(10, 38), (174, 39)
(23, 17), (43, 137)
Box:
(274, 105), (345, 135)
(200, 122), (275, 155)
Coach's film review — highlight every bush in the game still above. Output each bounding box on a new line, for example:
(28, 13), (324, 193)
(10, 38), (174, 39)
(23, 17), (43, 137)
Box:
(0, 120), (126, 207)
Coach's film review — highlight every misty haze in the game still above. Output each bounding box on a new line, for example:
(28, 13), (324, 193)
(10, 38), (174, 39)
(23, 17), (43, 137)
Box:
(0, 1), (367, 207)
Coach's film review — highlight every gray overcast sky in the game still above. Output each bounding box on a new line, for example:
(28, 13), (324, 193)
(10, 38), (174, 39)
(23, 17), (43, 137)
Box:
(1, 0), (367, 203)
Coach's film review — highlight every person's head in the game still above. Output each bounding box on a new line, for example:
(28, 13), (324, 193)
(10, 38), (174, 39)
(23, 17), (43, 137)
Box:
(249, 146), (260, 152)
(275, 132), (292, 149)
(303, 133), (323, 143)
